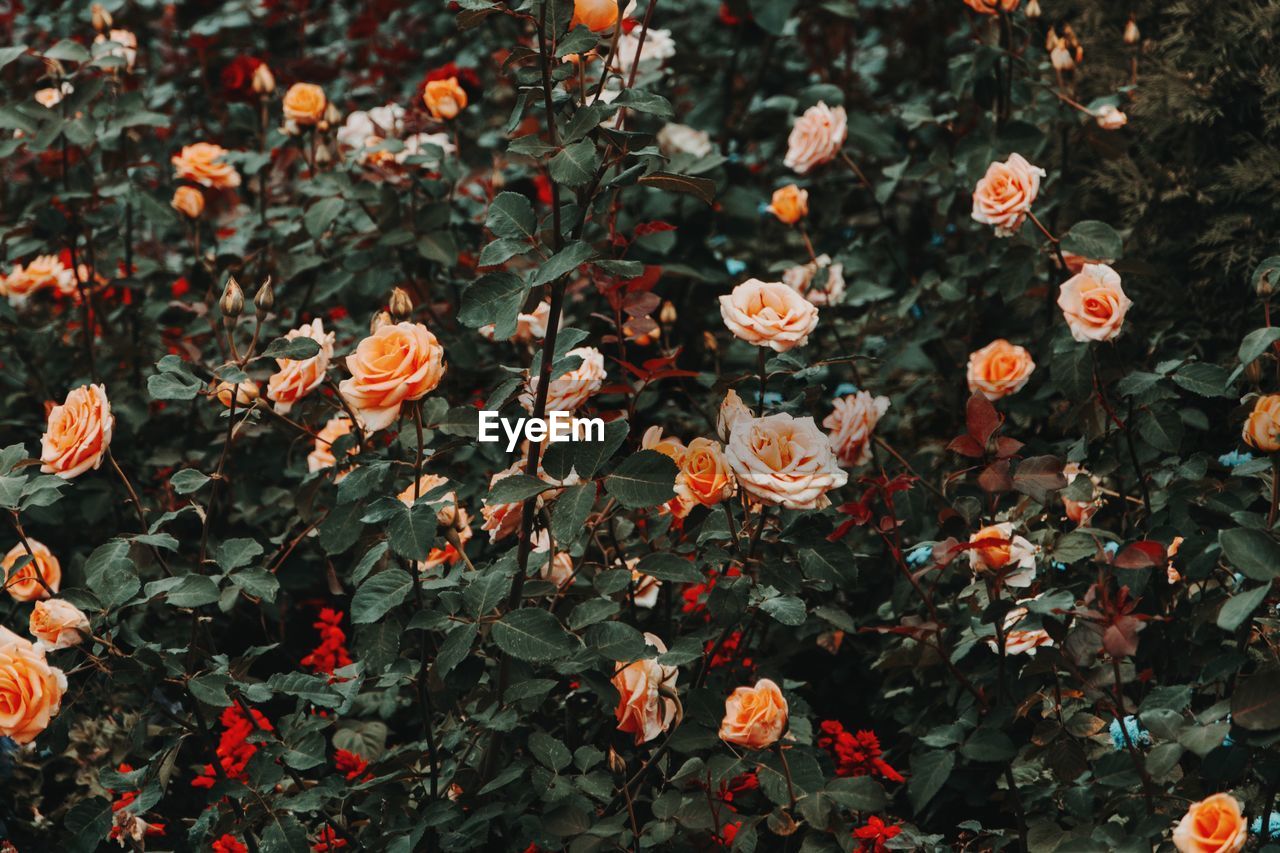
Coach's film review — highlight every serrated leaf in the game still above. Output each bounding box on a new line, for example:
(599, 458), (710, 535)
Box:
(1220, 527), (1280, 581)
(304, 196), (343, 238)
(604, 450), (678, 509)
(352, 569), (414, 624)
(491, 608), (577, 661)
(549, 140), (597, 187)
(485, 191), (538, 240)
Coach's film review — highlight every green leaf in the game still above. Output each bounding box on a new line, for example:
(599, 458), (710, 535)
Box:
(304, 197), (343, 238)
(1217, 584), (1270, 632)
(749, 0), (798, 34)
(637, 171), (716, 205)
(549, 140), (598, 188)
(0, 46), (28, 70)
(1172, 362), (1231, 397)
(551, 483), (595, 544)
(148, 357), (202, 401)
(1220, 527), (1280, 581)
(83, 539), (139, 609)
(1239, 327), (1280, 365)
(1136, 405), (1182, 453)
(464, 564), (513, 617)
(478, 237), (533, 267)
(529, 732), (573, 772)
(1059, 220), (1123, 261)
(573, 417), (629, 478)
(44, 39), (90, 64)
(1232, 671), (1280, 731)
(488, 473), (555, 504)
(486, 191), (538, 241)
(435, 622), (478, 677)
(458, 272), (529, 340)
(612, 89), (674, 120)
(634, 552), (702, 583)
(153, 574), (221, 608)
(760, 595), (806, 626)
(260, 335), (322, 361)
(908, 749), (954, 812)
(387, 502), (437, 562)
(491, 608), (578, 661)
(530, 240), (596, 287)
(826, 776), (888, 811)
(584, 621), (646, 661)
(604, 450), (678, 509)
(170, 469), (210, 495)
(215, 538), (263, 572)
(352, 569), (414, 624)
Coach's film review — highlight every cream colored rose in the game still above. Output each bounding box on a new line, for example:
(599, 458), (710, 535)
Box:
(784, 102), (847, 174)
(308, 415), (357, 480)
(968, 522), (1037, 587)
(214, 380), (259, 408)
(93, 29), (137, 70)
(725, 413), (848, 510)
(613, 633), (678, 745)
(267, 319), (336, 414)
(2, 540), (60, 602)
(824, 391), (890, 467)
(719, 279), (819, 352)
(629, 561), (662, 609)
(29, 599), (90, 651)
(719, 678), (788, 750)
(0, 635), (66, 744)
(642, 426), (687, 464)
(340, 321), (446, 431)
(971, 153), (1044, 236)
(1057, 263), (1131, 342)
(967, 339), (1036, 400)
(572, 0), (620, 32)
(987, 598), (1054, 657)
(1172, 793), (1247, 853)
(1244, 394), (1280, 453)
(398, 473), (463, 528)
(283, 83), (327, 125)
(718, 389), (752, 442)
(171, 142), (241, 190)
(520, 346), (606, 413)
(782, 254), (845, 306)
(656, 123), (713, 158)
(41, 383), (114, 479)
(1094, 105), (1128, 130)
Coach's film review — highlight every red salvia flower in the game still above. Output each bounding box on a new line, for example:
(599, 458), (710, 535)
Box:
(301, 608), (354, 677)
(817, 721), (905, 783)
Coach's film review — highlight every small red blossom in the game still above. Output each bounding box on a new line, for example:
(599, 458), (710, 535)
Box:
(817, 721), (904, 783)
(335, 749), (372, 782)
(853, 816), (902, 853)
(312, 825), (349, 852)
(191, 704), (273, 788)
(212, 834), (250, 853)
(301, 608), (354, 677)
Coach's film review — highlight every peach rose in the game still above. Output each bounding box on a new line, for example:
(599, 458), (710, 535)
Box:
(531, 531), (574, 588)
(171, 186), (205, 218)
(93, 28), (137, 70)
(824, 391), (890, 467)
(283, 83), (326, 125)
(171, 142), (241, 190)
(308, 415), (357, 479)
(4, 255), (75, 305)
(481, 463), (526, 543)
(1244, 394), (1280, 453)
(214, 379), (260, 408)
(968, 522), (1036, 587)
(767, 185), (808, 225)
(29, 599), (90, 652)
(967, 339), (1036, 401)
(642, 426), (687, 464)
(419, 508), (472, 573)
(988, 598), (1054, 656)
(267, 319), (336, 414)
(782, 254), (845, 306)
(719, 678), (788, 750)
(479, 301), (553, 343)
(719, 279), (819, 352)
(963, 0), (1020, 13)
(629, 562), (662, 609)
(725, 413), (848, 510)
(971, 153), (1044, 236)
(717, 389), (752, 442)
(423, 78), (468, 121)
(1058, 263), (1132, 342)
(2, 539), (60, 602)
(1062, 462), (1102, 525)
(0, 635), (66, 744)
(1095, 105), (1128, 130)
(340, 321), (447, 432)
(676, 437), (736, 508)
(40, 383), (114, 479)
(1172, 793), (1247, 853)
(572, 0), (620, 32)
(613, 633), (678, 745)
(398, 473), (463, 527)
(784, 102), (847, 174)
(520, 346), (606, 413)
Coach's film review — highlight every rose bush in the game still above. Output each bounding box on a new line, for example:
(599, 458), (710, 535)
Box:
(1, 0), (1280, 851)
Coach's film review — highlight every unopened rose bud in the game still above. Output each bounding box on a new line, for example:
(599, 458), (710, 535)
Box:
(1245, 358), (1266, 386)
(607, 747), (626, 775)
(254, 277), (274, 313)
(389, 287), (413, 321)
(1025, 0), (1041, 20)
(1124, 17), (1140, 45)
(323, 102), (342, 127)
(702, 330), (718, 352)
(370, 310), (392, 333)
(659, 300), (677, 325)
(1051, 41), (1075, 72)
(92, 3), (112, 31)
(215, 380), (259, 408)
(252, 63), (276, 95)
(220, 276), (244, 318)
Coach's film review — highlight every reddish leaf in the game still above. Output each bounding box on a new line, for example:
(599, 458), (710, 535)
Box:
(1113, 540), (1167, 569)
(965, 393), (1002, 448)
(978, 459), (1013, 493)
(1012, 456), (1067, 504)
(947, 435), (985, 458)
(993, 437), (1024, 459)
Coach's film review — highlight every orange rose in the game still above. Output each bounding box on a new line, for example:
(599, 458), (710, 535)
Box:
(967, 339), (1035, 401)
(423, 78), (468, 121)
(784, 102), (847, 174)
(4, 255), (75, 304)
(171, 142), (241, 190)
(963, 0), (1020, 13)
(968, 522), (1037, 587)
(725, 413), (848, 510)
(719, 678), (788, 750)
(572, 0), (620, 32)
(1245, 394), (1280, 453)
(1057, 263), (1132, 342)
(171, 186), (205, 218)
(971, 153), (1044, 236)
(767, 185), (809, 225)
(613, 633), (679, 745)
(676, 437), (735, 508)
(283, 82), (327, 125)
(266, 319), (336, 414)
(29, 599), (90, 651)
(719, 278), (819, 352)
(988, 597), (1054, 656)
(308, 416), (357, 480)
(339, 321), (447, 431)
(0, 634), (66, 744)
(2, 539), (61, 602)
(1172, 793), (1247, 853)
(40, 383), (114, 479)
(642, 426), (687, 464)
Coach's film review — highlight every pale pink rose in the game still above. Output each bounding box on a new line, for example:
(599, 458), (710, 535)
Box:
(717, 389), (752, 442)
(520, 346), (606, 413)
(1057, 263), (1131, 342)
(719, 279), (819, 352)
(725, 413), (848, 510)
(968, 522), (1037, 587)
(340, 321), (447, 431)
(782, 254), (845, 306)
(719, 678), (788, 750)
(967, 339), (1036, 401)
(784, 102), (847, 174)
(266, 319), (335, 414)
(28, 599), (90, 652)
(613, 633), (679, 745)
(987, 598), (1054, 657)
(40, 384), (114, 479)
(308, 416), (357, 481)
(823, 391), (890, 468)
(1094, 105), (1128, 130)
(479, 301), (553, 343)
(971, 153), (1045, 236)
